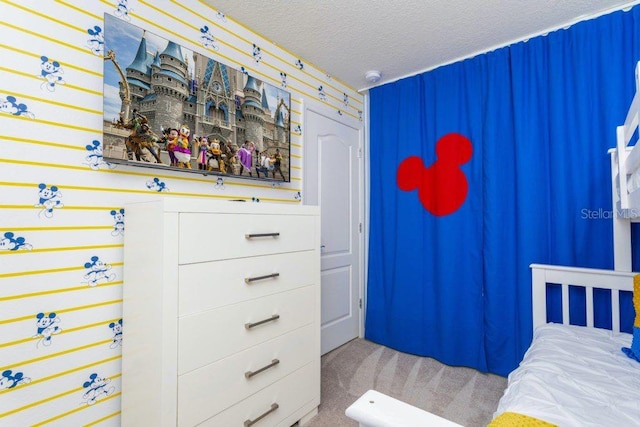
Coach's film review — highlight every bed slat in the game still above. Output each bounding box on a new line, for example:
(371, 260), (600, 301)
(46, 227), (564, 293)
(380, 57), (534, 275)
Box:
(586, 287), (594, 328)
(612, 291), (621, 333)
(561, 284), (570, 325)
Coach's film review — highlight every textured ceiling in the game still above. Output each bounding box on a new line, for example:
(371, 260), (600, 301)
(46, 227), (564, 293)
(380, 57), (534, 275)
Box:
(204, 0), (640, 91)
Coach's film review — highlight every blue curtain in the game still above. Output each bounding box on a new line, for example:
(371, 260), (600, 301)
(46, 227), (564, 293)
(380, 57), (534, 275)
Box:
(367, 7), (640, 376)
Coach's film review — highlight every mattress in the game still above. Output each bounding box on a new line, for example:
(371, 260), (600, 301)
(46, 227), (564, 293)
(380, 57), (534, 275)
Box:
(493, 323), (640, 427)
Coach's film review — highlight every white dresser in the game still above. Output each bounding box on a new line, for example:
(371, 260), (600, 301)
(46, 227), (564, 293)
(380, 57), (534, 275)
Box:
(121, 198), (320, 427)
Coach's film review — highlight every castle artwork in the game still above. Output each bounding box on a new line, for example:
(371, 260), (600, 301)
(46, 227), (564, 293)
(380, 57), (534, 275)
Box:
(102, 14), (291, 181)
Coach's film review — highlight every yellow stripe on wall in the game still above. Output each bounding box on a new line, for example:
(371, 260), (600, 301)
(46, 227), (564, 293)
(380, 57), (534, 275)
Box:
(0, 263), (123, 279)
(1, 225), (113, 232)
(0, 43), (103, 78)
(1, 317), (121, 348)
(0, 243), (123, 256)
(84, 410), (120, 427)
(0, 355), (121, 393)
(54, 0), (103, 20)
(0, 66), (103, 96)
(33, 391), (122, 427)
(0, 339), (114, 374)
(0, 21), (94, 56)
(0, 114), (100, 133)
(8, 91), (102, 115)
(0, 179), (302, 202)
(0, 281), (122, 302)
(3, 0), (88, 33)
(0, 300), (122, 326)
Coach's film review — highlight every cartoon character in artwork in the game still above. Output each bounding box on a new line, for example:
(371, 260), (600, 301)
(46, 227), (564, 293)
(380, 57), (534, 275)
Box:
(215, 11), (227, 22)
(82, 373), (114, 405)
(199, 25), (219, 50)
(38, 56), (65, 92)
(318, 85), (327, 101)
(119, 110), (162, 163)
(196, 136), (209, 170)
(225, 143), (240, 175)
(83, 256), (116, 287)
(252, 43), (262, 63)
(35, 183), (63, 218)
(86, 25), (104, 55)
(108, 319), (123, 348)
(0, 95), (35, 118)
(146, 177), (168, 192)
(0, 369), (31, 390)
(162, 127), (179, 166)
(110, 208), (125, 236)
(174, 124), (192, 168)
(33, 312), (62, 347)
(114, 0), (133, 21)
(0, 232), (33, 251)
(237, 140), (255, 176)
(85, 140), (113, 170)
(208, 138), (226, 173)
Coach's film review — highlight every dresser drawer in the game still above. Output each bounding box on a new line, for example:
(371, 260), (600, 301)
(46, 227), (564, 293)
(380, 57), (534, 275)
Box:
(179, 250), (317, 316)
(178, 324), (315, 426)
(178, 213), (316, 264)
(195, 361), (318, 427)
(178, 285), (315, 374)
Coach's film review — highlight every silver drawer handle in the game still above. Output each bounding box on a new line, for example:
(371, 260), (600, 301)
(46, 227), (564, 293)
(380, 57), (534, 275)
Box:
(245, 273), (280, 284)
(245, 314), (280, 329)
(245, 232), (280, 239)
(245, 358), (280, 379)
(244, 403), (279, 427)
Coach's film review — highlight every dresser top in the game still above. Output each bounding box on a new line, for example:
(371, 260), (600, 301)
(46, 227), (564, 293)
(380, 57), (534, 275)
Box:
(125, 197), (320, 216)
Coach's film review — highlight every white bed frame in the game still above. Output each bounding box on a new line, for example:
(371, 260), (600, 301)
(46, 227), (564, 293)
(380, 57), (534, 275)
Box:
(611, 61), (640, 271)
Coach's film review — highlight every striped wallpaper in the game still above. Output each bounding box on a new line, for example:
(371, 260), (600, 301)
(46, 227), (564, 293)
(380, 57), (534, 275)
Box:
(0, 0), (364, 425)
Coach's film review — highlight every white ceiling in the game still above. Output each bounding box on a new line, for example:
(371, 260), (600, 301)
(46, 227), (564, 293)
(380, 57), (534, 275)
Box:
(204, 0), (640, 91)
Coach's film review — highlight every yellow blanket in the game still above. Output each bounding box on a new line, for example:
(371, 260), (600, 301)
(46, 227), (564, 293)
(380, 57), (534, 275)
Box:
(489, 412), (557, 426)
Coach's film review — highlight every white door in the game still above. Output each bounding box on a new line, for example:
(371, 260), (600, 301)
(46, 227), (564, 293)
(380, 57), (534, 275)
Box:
(304, 108), (362, 355)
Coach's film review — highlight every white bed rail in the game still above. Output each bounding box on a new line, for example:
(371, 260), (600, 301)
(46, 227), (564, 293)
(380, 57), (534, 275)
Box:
(615, 61), (640, 211)
(531, 263), (636, 333)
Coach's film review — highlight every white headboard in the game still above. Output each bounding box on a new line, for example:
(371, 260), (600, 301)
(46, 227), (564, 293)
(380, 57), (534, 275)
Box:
(531, 263), (636, 333)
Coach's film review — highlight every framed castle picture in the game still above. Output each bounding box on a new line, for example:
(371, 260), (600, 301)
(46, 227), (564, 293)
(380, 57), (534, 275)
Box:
(102, 14), (291, 182)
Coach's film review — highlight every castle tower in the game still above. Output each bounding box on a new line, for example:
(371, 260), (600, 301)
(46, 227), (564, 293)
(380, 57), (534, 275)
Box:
(241, 75), (265, 152)
(151, 41), (189, 131)
(123, 31), (153, 116)
(275, 107), (286, 146)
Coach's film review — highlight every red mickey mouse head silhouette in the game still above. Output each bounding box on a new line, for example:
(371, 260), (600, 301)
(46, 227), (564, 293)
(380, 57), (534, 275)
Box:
(397, 133), (473, 216)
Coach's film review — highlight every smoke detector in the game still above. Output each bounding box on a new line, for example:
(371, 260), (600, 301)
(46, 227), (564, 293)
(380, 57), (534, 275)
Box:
(365, 70), (381, 83)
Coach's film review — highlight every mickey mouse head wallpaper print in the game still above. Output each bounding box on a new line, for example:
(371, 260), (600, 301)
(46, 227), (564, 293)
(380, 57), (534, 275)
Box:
(397, 133), (473, 216)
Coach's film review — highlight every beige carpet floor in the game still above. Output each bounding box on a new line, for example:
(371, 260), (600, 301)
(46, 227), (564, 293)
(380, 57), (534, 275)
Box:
(304, 338), (508, 427)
